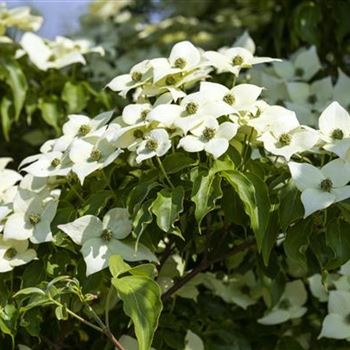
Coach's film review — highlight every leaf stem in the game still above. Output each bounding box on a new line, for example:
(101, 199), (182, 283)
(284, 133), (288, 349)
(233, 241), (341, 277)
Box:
(156, 156), (175, 189)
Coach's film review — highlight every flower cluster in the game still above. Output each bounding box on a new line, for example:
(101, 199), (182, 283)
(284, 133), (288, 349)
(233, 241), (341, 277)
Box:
(16, 32), (105, 71)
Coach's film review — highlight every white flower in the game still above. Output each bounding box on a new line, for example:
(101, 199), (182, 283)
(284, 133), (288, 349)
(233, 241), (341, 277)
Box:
(259, 127), (319, 161)
(184, 330), (204, 350)
(69, 136), (122, 184)
(285, 77), (333, 126)
(18, 33), (103, 71)
(178, 117), (238, 158)
(308, 273), (338, 302)
(0, 158), (22, 202)
(4, 188), (60, 243)
(258, 280), (307, 325)
(135, 129), (171, 163)
(22, 151), (72, 178)
(289, 159), (350, 217)
(204, 46), (279, 75)
(0, 235), (36, 273)
(272, 46), (321, 81)
(58, 208), (157, 276)
(122, 103), (152, 125)
(318, 102), (350, 160)
(319, 290), (350, 339)
(0, 4), (43, 34)
(106, 59), (152, 97)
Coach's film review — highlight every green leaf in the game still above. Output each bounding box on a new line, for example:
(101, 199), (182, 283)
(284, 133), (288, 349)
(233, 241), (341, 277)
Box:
(0, 59), (27, 122)
(162, 153), (197, 174)
(62, 81), (89, 113)
(284, 219), (312, 272)
(109, 255), (131, 278)
(0, 304), (17, 347)
(55, 305), (68, 320)
(129, 264), (157, 279)
(13, 288), (46, 297)
(132, 199), (154, 242)
(261, 209), (279, 265)
(279, 182), (304, 231)
(38, 96), (62, 132)
(151, 186), (184, 237)
(222, 171), (270, 250)
(325, 219), (350, 269)
(128, 180), (160, 215)
(0, 96), (12, 141)
(112, 275), (162, 350)
(191, 168), (222, 232)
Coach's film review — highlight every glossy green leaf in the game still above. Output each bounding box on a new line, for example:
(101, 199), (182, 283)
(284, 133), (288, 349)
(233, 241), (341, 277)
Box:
(112, 275), (162, 350)
(151, 186), (184, 237)
(62, 81), (89, 113)
(0, 96), (12, 141)
(38, 96), (62, 133)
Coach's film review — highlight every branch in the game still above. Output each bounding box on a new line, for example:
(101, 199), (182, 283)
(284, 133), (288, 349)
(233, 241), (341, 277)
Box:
(161, 240), (255, 302)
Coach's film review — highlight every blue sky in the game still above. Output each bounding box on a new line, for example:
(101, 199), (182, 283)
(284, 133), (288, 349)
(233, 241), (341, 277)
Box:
(6, 0), (91, 38)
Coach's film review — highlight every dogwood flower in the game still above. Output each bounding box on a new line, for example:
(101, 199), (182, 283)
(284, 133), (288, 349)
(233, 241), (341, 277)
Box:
(4, 188), (60, 243)
(178, 117), (238, 158)
(58, 208), (157, 276)
(285, 77), (333, 126)
(69, 136), (122, 184)
(318, 102), (350, 160)
(258, 280), (307, 325)
(135, 128), (171, 163)
(0, 158), (22, 202)
(319, 290), (350, 339)
(289, 159), (350, 217)
(18, 33), (104, 71)
(308, 273), (338, 302)
(272, 46), (321, 81)
(0, 235), (36, 273)
(0, 4), (43, 34)
(122, 103), (152, 125)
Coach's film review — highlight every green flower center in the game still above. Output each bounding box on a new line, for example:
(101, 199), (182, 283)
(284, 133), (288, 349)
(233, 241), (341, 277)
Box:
(223, 94), (235, 105)
(90, 149), (102, 161)
(5, 248), (17, 259)
(331, 128), (344, 140)
(279, 133), (292, 146)
(29, 214), (41, 225)
(146, 139), (159, 151)
(320, 178), (333, 192)
(232, 55), (244, 66)
(165, 76), (176, 86)
(48, 54), (56, 62)
(174, 57), (186, 69)
(133, 129), (144, 139)
(202, 127), (216, 140)
(131, 71), (142, 82)
(279, 299), (291, 310)
(295, 67), (304, 77)
(100, 229), (113, 242)
(78, 124), (91, 136)
(307, 94), (317, 104)
(186, 102), (198, 115)
(141, 109), (150, 119)
(51, 158), (61, 168)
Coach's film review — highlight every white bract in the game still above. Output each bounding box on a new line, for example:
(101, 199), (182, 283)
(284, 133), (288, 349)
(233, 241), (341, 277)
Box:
(289, 159), (350, 217)
(0, 235), (36, 273)
(319, 290), (350, 339)
(58, 208), (157, 276)
(258, 280), (307, 325)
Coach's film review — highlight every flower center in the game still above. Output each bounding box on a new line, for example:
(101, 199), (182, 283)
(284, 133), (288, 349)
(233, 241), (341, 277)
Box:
(331, 128), (344, 140)
(202, 127), (216, 140)
(165, 76), (176, 86)
(48, 54), (56, 62)
(186, 102), (198, 115)
(295, 67), (304, 77)
(307, 94), (317, 104)
(78, 124), (91, 136)
(223, 94), (235, 105)
(51, 158), (61, 168)
(90, 149), (102, 161)
(141, 109), (150, 119)
(232, 55), (244, 66)
(5, 248), (17, 259)
(279, 133), (292, 146)
(29, 214), (41, 225)
(174, 57), (186, 69)
(131, 71), (142, 82)
(146, 139), (159, 151)
(133, 129), (144, 138)
(279, 299), (291, 310)
(320, 178), (333, 192)
(100, 229), (113, 242)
